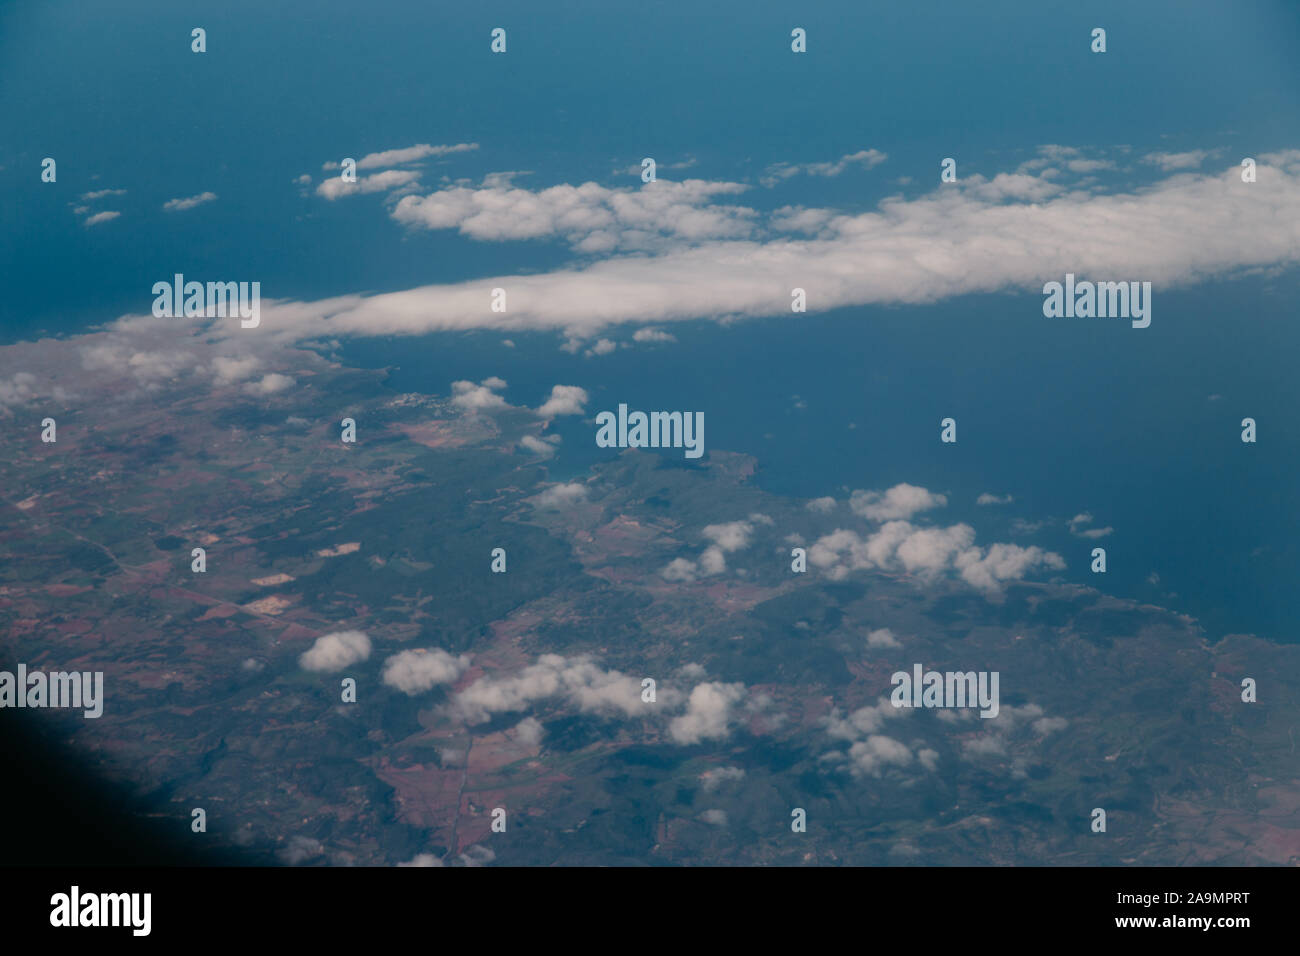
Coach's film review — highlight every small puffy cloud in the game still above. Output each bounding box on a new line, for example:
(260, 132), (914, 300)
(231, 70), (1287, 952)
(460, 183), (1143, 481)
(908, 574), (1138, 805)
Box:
(699, 809), (728, 826)
(244, 373), (296, 395)
(825, 698), (905, 741)
(847, 735), (914, 777)
(701, 520), (758, 553)
(391, 176), (756, 253)
(584, 338), (618, 357)
(535, 384), (588, 417)
(668, 681), (744, 745)
(805, 496), (836, 513)
(299, 630), (372, 671)
(519, 434), (558, 457)
(976, 492), (1013, 506)
(280, 835), (325, 865)
(211, 355), (262, 385)
(457, 845), (496, 867)
(661, 557), (698, 582)
(163, 191), (218, 211)
(534, 482), (588, 509)
(809, 521), (1063, 594)
(450, 377), (509, 412)
(80, 188), (126, 201)
(382, 648), (471, 695)
(0, 372), (38, 410)
(450, 653), (648, 724)
(81, 344), (193, 385)
(697, 545), (727, 576)
(955, 542), (1066, 592)
(514, 716), (545, 747)
(866, 627), (901, 648)
(83, 211), (121, 227)
(699, 766), (746, 791)
(850, 484), (947, 522)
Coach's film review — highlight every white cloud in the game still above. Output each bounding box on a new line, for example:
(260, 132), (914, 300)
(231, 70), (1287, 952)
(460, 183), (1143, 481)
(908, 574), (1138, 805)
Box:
(825, 699), (906, 740)
(976, 492), (1013, 506)
(514, 716), (545, 747)
(846, 735), (915, 777)
(697, 545), (727, 576)
(519, 434), (557, 457)
(450, 377), (509, 412)
(850, 484), (947, 522)
(81, 344), (194, 385)
(280, 835), (325, 865)
(382, 648), (471, 694)
(391, 177), (757, 252)
(210, 355), (262, 385)
(317, 169), (421, 200)
(822, 698), (927, 778)
(699, 809), (728, 826)
(665, 518), (766, 579)
(128, 152), (1300, 349)
(244, 372), (295, 395)
(1068, 512), (1114, 539)
(83, 211), (120, 227)
(809, 521), (1063, 594)
(299, 630), (372, 672)
(163, 191), (218, 211)
(866, 627), (901, 648)
(456, 845), (495, 867)
(1141, 149), (1212, 171)
(450, 653), (650, 724)
(535, 384), (588, 417)
(0, 372), (39, 411)
(661, 557), (698, 582)
(633, 328), (675, 343)
(80, 188), (125, 200)
(534, 482), (588, 509)
(357, 142), (478, 170)
(1033, 716), (1069, 735)
(701, 520), (759, 553)
(805, 496), (836, 513)
(762, 148), (888, 187)
(669, 681), (745, 745)
(322, 143), (478, 172)
(699, 766), (746, 790)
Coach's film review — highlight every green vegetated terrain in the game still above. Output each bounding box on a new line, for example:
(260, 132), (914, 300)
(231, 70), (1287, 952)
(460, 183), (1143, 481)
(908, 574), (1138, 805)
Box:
(1, 340), (1297, 866)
